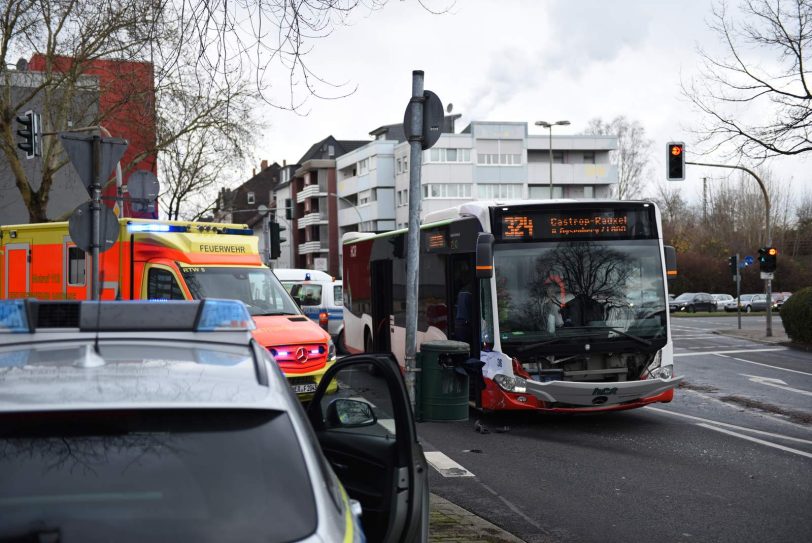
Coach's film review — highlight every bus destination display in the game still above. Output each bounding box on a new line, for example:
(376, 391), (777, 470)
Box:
(497, 208), (655, 241)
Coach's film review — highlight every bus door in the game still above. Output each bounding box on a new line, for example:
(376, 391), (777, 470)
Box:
(370, 259), (392, 353)
(448, 254), (478, 356)
(63, 237), (88, 300)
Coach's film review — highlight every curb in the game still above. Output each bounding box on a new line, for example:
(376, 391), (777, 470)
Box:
(429, 493), (527, 543)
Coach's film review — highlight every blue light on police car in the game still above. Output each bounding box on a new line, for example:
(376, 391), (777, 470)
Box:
(196, 299), (255, 331)
(0, 300), (30, 333)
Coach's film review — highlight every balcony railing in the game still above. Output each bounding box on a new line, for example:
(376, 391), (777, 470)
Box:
(298, 241), (329, 255)
(297, 211), (328, 229)
(296, 184), (326, 203)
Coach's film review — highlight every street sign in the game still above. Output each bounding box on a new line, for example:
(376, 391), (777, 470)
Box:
(68, 201), (119, 253)
(403, 89), (444, 150)
(60, 134), (128, 194)
(128, 170), (160, 213)
(760, 272), (774, 280)
(744, 255), (754, 266)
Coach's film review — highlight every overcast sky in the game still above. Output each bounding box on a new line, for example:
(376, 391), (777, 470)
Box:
(252, 0), (810, 206)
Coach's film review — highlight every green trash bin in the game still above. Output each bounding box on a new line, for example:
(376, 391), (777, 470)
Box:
(417, 340), (470, 422)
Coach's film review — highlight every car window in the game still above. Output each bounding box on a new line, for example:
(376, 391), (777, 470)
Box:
(317, 365), (396, 438)
(334, 285), (343, 306)
(0, 409), (317, 542)
(290, 284), (323, 306)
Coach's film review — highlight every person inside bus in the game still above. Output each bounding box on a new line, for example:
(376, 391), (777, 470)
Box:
(541, 282), (564, 334)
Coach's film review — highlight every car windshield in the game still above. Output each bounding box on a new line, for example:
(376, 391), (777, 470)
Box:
(495, 239), (667, 346)
(0, 409), (317, 542)
(674, 293), (695, 302)
(180, 266), (300, 317)
(741, 294), (756, 301)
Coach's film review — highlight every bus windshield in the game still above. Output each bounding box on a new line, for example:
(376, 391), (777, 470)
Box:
(180, 266), (300, 317)
(494, 239), (667, 346)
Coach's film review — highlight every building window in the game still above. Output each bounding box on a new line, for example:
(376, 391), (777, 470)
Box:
(147, 268), (185, 300)
(427, 148), (471, 163)
(397, 189), (409, 207)
(422, 184), (472, 199)
(358, 158), (369, 175)
(529, 185), (564, 199)
(403, 157), (408, 172)
(397, 158), (402, 174)
(247, 191), (256, 205)
(67, 246), (86, 285)
(583, 185), (594, 198)
(553, 151), (565, 164)
(583, 151), (595, 164)
(476, 184), (523, 199)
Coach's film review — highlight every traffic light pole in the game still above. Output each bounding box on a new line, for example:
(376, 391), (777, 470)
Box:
(687, 161), (772, 337)
(736, 253), (742, 330)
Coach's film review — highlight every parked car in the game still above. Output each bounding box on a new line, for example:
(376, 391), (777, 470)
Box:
(751, 292), (790, 312)
(710, 293), (734, 311)
(0, 299), (428, 543)
(724, 293), (758, 312)
(669, 292), (716, 313)
(774, 292), (792, 309)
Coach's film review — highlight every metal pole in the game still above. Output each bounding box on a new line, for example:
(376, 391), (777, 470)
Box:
(548, 127), (553, 192)
(405, 70), (425, 409)
(263, 213), (270, 265)
(736, 253), (741, 330)
(91, 135), (101, 300)
(686, 160), (772, 337)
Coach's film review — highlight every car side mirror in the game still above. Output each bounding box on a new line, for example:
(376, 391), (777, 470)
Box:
(325, 398), (377, 428)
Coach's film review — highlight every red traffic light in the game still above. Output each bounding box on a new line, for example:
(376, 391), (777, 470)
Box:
(670, 144), (683, 156)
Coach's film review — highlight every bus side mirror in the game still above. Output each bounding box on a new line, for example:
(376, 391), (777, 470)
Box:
(475, 233), (494, 279)
(664, 246), (677, 277)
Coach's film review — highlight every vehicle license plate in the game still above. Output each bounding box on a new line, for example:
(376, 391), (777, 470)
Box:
(292, 383), (317, 394)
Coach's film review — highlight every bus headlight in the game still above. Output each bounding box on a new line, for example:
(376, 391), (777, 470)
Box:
(646, 351), (673, 379)
(493, 374), (527, 393)
(328, 340), (336, 363)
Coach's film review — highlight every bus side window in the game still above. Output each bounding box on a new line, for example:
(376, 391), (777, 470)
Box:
(147, 268), (185, 300)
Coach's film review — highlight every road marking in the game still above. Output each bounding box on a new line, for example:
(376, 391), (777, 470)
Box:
(696, 423), (812, 460)
(674, 347), (786, 357)
(646, 407), (812, 445)
(715, 354), (812, 376)
(741, 374), (812, 397)
(425, 451), (476, 478)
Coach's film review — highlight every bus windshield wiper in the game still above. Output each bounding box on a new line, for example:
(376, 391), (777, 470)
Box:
(513, 336), (576, 353)
(585, 326), (652, 347)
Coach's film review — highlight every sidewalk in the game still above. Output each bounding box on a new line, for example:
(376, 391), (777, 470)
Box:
(429, 493), (526, 543)
(713, 326), (789, 344)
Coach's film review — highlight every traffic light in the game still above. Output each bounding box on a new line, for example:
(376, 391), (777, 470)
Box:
(758, 247), (777, 273)
(666, 142), (685, 181)
(16, 110), (41, 159)
(270, 221), (286, 260)
(728, 255), (738, 279)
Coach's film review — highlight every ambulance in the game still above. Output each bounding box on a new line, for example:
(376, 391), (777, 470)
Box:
(0, 219), (335, 397)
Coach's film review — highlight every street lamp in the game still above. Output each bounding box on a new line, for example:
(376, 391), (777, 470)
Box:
(535, 120), (570, 194)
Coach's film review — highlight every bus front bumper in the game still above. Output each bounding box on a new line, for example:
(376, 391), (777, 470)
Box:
(481, 375), (682, 412)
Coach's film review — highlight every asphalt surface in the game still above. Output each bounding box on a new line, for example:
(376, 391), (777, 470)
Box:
(420, 315), (812, 543)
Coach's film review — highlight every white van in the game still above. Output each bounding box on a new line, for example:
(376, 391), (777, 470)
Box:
(273, 268), (344, 345)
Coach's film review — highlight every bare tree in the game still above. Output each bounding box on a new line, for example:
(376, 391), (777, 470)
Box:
(684, 0), (812, 159)
(583, 116), (652, 200)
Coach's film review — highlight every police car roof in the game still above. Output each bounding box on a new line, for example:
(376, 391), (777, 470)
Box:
(0, 300), (289, 413)
(272, 268), (333, 282)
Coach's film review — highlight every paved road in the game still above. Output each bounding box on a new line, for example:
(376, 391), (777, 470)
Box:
(420, 317), (812, 543)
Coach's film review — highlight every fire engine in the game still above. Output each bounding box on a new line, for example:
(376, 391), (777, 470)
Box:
(0, 219), (335, 397)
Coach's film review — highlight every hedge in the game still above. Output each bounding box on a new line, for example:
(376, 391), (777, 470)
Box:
(780, 286), (812, 344)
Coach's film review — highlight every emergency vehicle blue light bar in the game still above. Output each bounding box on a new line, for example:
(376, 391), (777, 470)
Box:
(127, 223), (189, 233)
(196, 299), (256, 331)
(220, 227), (254, 236)
(0, 300), (30, 333)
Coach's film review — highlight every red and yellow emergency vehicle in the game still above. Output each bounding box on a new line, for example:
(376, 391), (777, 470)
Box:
(0, 218), (335, 396)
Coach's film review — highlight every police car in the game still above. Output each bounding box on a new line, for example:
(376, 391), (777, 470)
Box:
(0, 299), (428, 542)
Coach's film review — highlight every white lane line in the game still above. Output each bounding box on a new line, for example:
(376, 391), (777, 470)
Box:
(715, 354), (812, 376)
(425, 451), (476, 478)
(674, 348), (786, 357)
(645, 407), (812, 445)
(696, 423), (812, 460)
(741, 374), (812, 397)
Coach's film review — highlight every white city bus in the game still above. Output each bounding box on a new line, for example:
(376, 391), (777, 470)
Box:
(342, 200), (682, 413)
